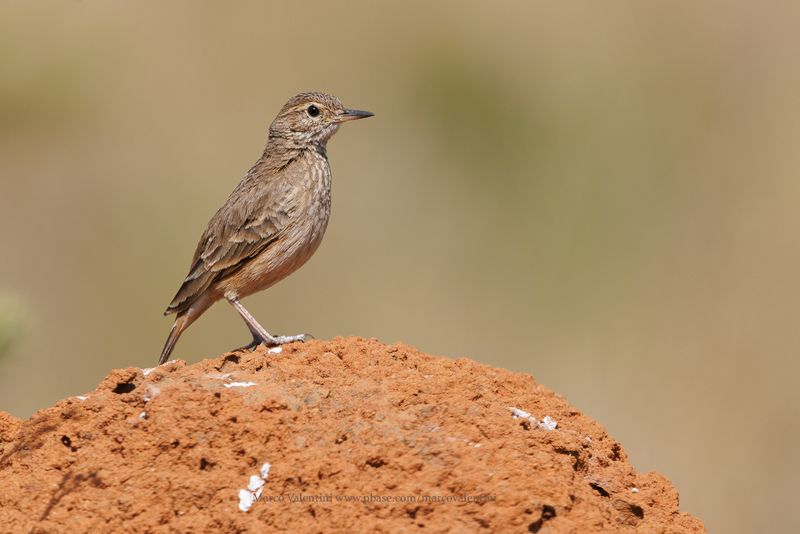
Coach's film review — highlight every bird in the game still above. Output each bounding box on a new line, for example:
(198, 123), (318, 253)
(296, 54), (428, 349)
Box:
(158, 92), (373, 364)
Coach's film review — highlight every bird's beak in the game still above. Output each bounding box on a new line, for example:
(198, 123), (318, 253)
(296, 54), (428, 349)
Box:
(337, 109), (374, 122)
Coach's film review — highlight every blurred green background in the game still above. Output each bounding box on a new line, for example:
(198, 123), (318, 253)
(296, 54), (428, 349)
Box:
(1, 1), (798, 532)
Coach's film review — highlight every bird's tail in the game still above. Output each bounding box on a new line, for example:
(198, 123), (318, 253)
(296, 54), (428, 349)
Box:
(159, 313), (191, 365)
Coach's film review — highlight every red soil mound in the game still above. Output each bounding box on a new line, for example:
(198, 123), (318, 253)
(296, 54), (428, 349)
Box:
(0, 337), (704, 532)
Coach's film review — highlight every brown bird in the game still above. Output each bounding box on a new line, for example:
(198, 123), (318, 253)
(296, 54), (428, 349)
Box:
(158, 92), (372, 364)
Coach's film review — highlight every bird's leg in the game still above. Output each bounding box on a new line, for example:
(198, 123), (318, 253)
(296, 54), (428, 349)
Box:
(228, 297), (312, 349)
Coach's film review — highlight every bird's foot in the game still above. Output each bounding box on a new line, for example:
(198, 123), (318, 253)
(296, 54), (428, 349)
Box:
(235, 333), (313, 352)
(233, 338), (262, 352)
(263, 333), (314, 346)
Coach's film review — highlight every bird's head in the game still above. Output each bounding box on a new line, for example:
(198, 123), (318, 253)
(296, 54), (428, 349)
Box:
(269, 92), (373, 146)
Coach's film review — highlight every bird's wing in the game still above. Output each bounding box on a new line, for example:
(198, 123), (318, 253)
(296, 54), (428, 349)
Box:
(164, 176), (295, 315)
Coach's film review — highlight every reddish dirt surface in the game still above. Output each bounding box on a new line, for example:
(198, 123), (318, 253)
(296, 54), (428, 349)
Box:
(0, 337), (704, 533)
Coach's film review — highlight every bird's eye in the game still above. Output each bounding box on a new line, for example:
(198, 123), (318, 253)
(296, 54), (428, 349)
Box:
(307, 105), (320, 117)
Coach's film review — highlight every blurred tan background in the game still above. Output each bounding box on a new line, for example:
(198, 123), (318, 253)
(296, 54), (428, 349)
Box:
(1, 1), (798, 532)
